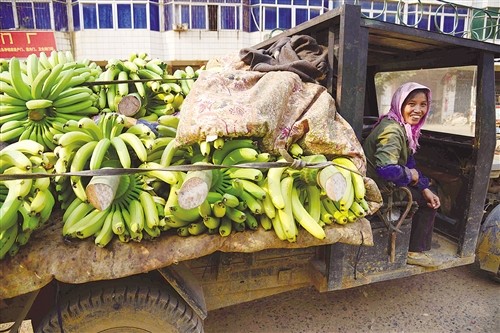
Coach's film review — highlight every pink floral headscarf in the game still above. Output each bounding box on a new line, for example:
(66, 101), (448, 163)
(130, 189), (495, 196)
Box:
(382, 82), (431, 154)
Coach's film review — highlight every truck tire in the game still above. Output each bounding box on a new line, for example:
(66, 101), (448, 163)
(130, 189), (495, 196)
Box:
(35, 276), (204, 333)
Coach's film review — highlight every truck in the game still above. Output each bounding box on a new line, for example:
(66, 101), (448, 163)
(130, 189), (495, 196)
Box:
(1, 4), (499, 332)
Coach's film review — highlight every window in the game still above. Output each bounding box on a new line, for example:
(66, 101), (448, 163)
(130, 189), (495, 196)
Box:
(133, 4), (147, 29)
(248, 0), (326, 32)
(98, 4), (113, 29)
(166, 2), (242, 31)
(72, 1), (151, 30)
(4, 1), (53, 30)
(0, 2), (15, 29)
(72, 2), (80, 30)
(54, 1), (69, 31)
(82, 4), (97, 29)
(375, 66), (478, 137)
(150, 1), (160, 31)
(117, 4), (132, 28)
(192, 6), (206, 29)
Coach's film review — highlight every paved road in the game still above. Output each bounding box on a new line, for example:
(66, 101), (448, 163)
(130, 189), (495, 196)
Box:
(204, 263), (499, 333)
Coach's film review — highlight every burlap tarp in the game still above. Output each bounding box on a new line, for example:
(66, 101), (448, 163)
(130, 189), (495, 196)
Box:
(0, 211), (374, 299)
(176, 53), (367, 175)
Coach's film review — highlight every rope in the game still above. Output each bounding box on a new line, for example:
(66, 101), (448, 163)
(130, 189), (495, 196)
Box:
(0, 160), (335, 181)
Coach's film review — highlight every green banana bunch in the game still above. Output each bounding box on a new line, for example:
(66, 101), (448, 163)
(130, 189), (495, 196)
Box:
(0, 53), (101, 150)
(0, 142), (55, 260)
(62, 171), (165, 245)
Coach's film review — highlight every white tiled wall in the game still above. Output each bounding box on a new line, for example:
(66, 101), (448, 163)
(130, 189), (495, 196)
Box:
(67, 30), (271, 63)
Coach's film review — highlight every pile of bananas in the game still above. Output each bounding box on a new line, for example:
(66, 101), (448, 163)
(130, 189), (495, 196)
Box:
(0, 52), (371, 257)
(0, 51), (102, 150)
(0, 140), (56, 259)
(156, 139), (371, 242)
(53, 113), (178, 204)
(96, 52), (202, 120)
(53, 110), (369, 247)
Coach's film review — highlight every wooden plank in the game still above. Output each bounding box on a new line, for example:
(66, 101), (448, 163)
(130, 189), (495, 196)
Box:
(335, 5), (368, 139)
(459, 51), (497, 257)
(361, 19), (500, 54)
(368, 48), (479, 71)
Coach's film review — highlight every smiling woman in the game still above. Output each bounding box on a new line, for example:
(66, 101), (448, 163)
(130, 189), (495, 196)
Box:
(362, 82), (441, 268)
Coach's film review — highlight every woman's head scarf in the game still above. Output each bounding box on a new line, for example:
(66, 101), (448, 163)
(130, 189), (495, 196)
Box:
(382, 82), (431, 154)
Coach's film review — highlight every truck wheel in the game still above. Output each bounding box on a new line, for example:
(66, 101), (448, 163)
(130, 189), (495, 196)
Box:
(36, 276), (204, 333)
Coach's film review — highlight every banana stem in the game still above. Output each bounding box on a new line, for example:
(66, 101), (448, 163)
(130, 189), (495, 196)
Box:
(86, 173), (121, 211)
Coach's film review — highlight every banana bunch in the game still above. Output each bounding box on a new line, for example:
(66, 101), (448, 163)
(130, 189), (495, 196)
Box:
(53, 113), (155, 204)
(97, 52), (169, 115)
(62, 172), (166, 246)
(0, 52), (101, 150)
(96, 52), (204, 120)
(0, 140), (56, 259)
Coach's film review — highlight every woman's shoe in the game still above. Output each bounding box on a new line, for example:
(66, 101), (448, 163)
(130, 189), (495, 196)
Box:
(407, 251), (441, 268)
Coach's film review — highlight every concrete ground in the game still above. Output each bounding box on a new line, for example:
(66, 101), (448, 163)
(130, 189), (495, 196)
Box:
(204, 262), (499, 333)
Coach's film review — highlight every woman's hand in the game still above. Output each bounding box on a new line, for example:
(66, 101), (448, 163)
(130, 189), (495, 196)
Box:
(422, 188), (440, 209)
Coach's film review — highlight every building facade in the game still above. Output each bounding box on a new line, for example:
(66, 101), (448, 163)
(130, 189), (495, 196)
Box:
(0, 0), (498, 63)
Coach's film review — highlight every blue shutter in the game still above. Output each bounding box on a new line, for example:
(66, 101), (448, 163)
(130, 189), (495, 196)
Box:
(0, 2), (15, 29)
(98, 4), (113, 29)
(278, 7), (291, 29)
(295, 8), (308, 25)
(192, 6), (206, 29)
(221, 6), (235, 29)
(72, 3), (80, 31)
(250, 6), (260, 32)
(133, 4), (147, 29)
(34, 2), (51, 29)
(17, 2), (35, 29)
(118, 4), (132, 29)
(54, 1), (68, 31)
(181, 5), (190, 25)
(165, 4), (173, 31)
(82, 4), (97, 29)
(264, 7), (276, 30)
(150, 2), (160, 31)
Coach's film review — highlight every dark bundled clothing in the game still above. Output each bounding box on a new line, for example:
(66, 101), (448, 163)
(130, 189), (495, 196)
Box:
(239, 35), (329, 83)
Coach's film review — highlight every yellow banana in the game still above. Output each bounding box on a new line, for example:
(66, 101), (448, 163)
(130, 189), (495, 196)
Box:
(0, 149), (32, 171)
(25, 99), (53, 110)
(271, 213), (287, 241)
(267, 166), (287, 209)
(29, 189), (48, 214)
(139, 190), (160, 228)
(89, 138), (111, 170)
(1, 139), (44, 156)
(119, 132), (148, 162)
(278, 176), (297, 242)
(110, 136), (131, 168)
(221, 147), (259, 166)
(291, 186), (326, 239)
(128, 199), (145, 233)
(95, 207), (115, 247)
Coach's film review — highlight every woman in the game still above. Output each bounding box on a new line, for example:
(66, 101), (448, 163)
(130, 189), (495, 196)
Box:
(363, 82), (441, 267)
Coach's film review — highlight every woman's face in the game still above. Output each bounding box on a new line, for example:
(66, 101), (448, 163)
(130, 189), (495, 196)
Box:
(402, 91), (428, 126)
